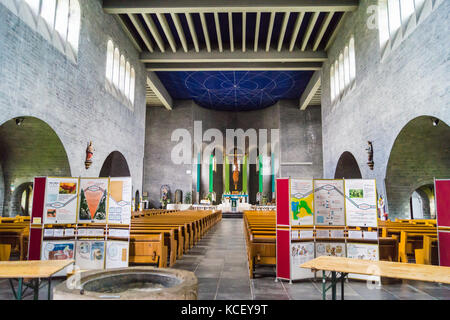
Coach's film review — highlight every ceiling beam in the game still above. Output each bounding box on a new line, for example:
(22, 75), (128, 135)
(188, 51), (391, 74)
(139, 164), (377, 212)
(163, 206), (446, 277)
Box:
(228, 12), (234, 52)
(171, 13), (188, 52)
(312, 12), (334, 51)
(142, 14), (165, 52)
(147, 72), (173, 110)
(299, 70), (321, 110)
(254, 12), (261, 52)
(128, 14), (154, 52)
(277, 12), (290, 52)
(145, 62), (322, 71)
(199, 12), (211, 53)
(325, 12), (347, 51)
(104, 0), (359, 14)
(114, 15), (142, 52)
(301, 12), (319, 51)
(214, 12), (223, 53)
(242, 12), (246, 52)
(185, 13), (200, 52)
(140, 49), (327, 63)
(289, 12), (305, 52)
(156, 13), (177, 52)
(265, 12), (275, 52)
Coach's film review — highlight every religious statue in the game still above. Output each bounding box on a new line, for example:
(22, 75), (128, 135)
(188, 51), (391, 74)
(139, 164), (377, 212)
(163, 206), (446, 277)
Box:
(366, 141), (374, 170)
(232, 148), (239, 190)
(85, 141), (94, 169)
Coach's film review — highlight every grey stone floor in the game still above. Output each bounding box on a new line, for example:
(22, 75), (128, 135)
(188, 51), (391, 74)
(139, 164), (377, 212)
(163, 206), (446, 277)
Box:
(0, 219), (448, 300)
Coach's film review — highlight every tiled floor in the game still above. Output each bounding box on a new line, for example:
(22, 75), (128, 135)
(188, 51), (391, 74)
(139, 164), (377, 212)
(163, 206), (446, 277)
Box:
(0, 219), (448, 300)
(171, 219), (450, 300)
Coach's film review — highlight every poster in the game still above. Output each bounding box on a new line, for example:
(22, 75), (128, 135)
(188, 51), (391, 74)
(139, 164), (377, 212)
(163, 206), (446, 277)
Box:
(290, 242), (315, 280)
(314, 179), (345, 226)
(75, 240), (105, 270)
(105, 241), (129, 269)
(78, 178), (109, 223)
(43, 177), (78, 224)
(344, 179), (377, 227)
(107, 177), (132, 225)
(290, 179), (314, 226)
(316, 242), (346, 257)
(41, 240), (75, 261)
(346, 243), (379, 280)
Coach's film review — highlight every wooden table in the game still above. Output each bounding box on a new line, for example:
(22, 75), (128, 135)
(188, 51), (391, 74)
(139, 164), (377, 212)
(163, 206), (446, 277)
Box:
(301, 256), (450, 300)
(0, 260), (74, 300)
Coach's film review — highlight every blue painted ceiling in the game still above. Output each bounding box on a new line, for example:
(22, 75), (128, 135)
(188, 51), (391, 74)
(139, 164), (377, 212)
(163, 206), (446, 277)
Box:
(156, 71), (314, 111)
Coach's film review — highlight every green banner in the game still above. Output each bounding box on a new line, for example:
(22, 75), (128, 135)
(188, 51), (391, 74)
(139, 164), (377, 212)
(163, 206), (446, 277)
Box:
(209, 154), (213, 193)
(224, 155), (230, 194)
(258, 155), (263, 193)
(242, 155), (248, 193)
(196, 152), (201, 192)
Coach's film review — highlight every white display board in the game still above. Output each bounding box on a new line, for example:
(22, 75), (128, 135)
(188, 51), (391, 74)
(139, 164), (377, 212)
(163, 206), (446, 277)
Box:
(107, 177), (132, 225)
(105, 241), (129, 269)
(290, 242), (315, 280)
(75, 240), (105, 270)
(344, 179), (378, 227)
(290, 179), (314, 226)
(346, 243), (380, 280)
(41, 240), (75, 276)
(43, 177), (79, 224)
(314, 180), (345, 226)
(78, 178), (109, 223)
(315, 242), (346, 257)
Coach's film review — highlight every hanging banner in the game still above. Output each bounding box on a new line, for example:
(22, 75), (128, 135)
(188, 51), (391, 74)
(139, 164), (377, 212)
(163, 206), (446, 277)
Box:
(107, 177), (132, 225)
(105, 241), (129, 269)
(75, 240), (105, 270)
(290, 242), (315, 280)
(78, 178), (109, 223)
(315, 242), (346, 257)
(43, 177), (79, 225)
(344, 179), (377, 227)
(314, 179), (346, 226)
(290, 179), (314, 226)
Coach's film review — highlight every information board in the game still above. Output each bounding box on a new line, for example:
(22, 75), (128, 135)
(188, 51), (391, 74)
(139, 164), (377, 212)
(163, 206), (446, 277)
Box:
(75, 240), (105, 270)
(346, 243), (379, 280)
(107, 177), (132, 225)
(314, 179), (345, 226)
(290, 242), (315, 280)
(290, 179), (314, 226)
(315, 242), (346, 257)
(344, 179), (377, 227)
(105, 241), (129, 269)
(43, 177), (79, 225)
(78, 178), (109, 223)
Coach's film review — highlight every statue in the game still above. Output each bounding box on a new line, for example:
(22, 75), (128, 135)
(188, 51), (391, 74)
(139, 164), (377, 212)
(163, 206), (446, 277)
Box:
(85, 141), (94, 169)
(232, 148), (239, 190)
(366, 141), (374, 170)
(160, 185), (171, 209)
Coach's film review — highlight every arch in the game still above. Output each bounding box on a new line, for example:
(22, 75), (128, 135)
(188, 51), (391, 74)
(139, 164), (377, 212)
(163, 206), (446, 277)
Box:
(13, 182), (33, 216)
(99, 151), (131, 178)
(334, 152), (362, 179)
(385, 116), (450, 218)
(130, 67), (136, 104)
(119, 55), (126, 93)
(67, 0), (81, 54)
(0, 116), (71, 217)
(349, 36), (356, 82)
(410, 184), (435, 219)
(106, 40), (114, 82)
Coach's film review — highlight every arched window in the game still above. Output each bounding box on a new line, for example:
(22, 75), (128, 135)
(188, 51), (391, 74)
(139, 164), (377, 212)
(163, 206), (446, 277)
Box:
(67, 0), (81, 54)
(40, 0), (57, 28)
(130, 68), (136, 105)
(378, 0), (390, 49)
(125, 61), (131, 98)
(25, 0), (40, 15)
(343, 46), (350, 88)
(349, 37), (356, 82)
(334, 60), (339, 100)
(338, 53), (344, 95)
(400, 0), (415, 24)
(106, 40), (114, 82)
(55, 0), (70, 42)
(119, 55), (126, 92)
(387, 0), (402, 38)
(330, 65), (335, 102)
(113, 47), (120, 88)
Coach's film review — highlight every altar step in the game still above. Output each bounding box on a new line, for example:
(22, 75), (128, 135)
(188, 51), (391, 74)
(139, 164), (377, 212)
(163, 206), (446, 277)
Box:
(222, 212), (243, 219)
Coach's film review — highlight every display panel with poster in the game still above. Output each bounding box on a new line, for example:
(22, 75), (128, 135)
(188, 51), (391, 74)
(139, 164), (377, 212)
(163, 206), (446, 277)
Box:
(41, 240), (75, 276)
(78, 178), (109, 223)
(314, 179), (345, 226)
(105, 241), (129, 269)
(43, 177), (79, 225)
(290, 179), (314, 226)
(344, 179), (378, 227)
(107, 177), (132, 225)
(290, 242), (315, 280)
(346, 243), (379, 280)
(316, 242), (346, 257)
(75, 240), (105, 270)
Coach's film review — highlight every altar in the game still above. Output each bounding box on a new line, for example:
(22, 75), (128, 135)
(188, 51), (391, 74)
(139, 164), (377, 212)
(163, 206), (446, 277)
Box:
(219, 194), (251, 213)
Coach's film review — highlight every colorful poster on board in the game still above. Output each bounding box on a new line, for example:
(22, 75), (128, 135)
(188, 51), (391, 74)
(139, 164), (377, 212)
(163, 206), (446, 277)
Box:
(290, 242), (315, 280)
(344, 179), (377, 227)
(75, 240), (105, 270)
(107, 177), (132, 225)
(316, 242), (346, 257)
(41, 240), (75, 261)
(290, 179), (314, 226)
(105, 241), (129, 269)
(346, 243), (379, 280)
(314, 179), (345, 226)
(78, 178), (109, 223)
(43, 177), (78, 224)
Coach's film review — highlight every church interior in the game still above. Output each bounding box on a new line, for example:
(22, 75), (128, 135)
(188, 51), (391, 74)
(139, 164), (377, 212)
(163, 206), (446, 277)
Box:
(0, 0), (449, 302)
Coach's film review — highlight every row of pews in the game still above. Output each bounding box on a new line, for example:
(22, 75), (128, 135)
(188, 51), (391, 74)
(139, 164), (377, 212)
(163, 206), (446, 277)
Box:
(130, 209), (222, 268)
(243, 211), (439, 278)
(0, 216), (30, 261)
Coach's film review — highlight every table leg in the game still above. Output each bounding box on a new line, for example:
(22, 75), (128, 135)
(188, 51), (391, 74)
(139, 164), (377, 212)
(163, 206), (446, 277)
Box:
(341, 273), (346, 301)
(322, 271), (326, 300)
(48, 277), (52, 300)
(331, 271), (337, 300)
(33, 279), (39, 300)
(17, 278), (23, 300)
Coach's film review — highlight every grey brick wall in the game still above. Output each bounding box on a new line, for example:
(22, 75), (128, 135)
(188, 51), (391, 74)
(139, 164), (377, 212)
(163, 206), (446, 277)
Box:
(0, 0), (146, 216)
(321, 0), (450, 218)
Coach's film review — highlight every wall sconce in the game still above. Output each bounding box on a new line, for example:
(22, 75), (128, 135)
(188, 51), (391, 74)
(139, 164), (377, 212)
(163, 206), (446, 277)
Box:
(15, 117), (25, 126)
(366, 141), (374, 170)
(85, 141), (94, 169)
(432, 118), (440, 127)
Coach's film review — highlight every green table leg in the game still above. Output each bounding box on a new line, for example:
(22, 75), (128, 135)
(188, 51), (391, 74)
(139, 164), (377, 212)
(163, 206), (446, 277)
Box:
(341, 273), (346, 301)
(331, 271), (337, 300)
(17, 278), (23, 300)
(48, 277), (52, 300)
(322, 271), (326, 300)
(33, 279), (39, 300)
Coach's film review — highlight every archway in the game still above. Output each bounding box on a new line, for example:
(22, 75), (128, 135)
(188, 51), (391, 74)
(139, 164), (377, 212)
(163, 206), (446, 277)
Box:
(410, 184), (435, 219)
(385, 116), (450, 218)
(14, 182), (33, 216)
(0, 116), (71, 216)
(99, 151), (131, 177)
(334, 152), (362, 179)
